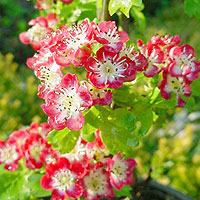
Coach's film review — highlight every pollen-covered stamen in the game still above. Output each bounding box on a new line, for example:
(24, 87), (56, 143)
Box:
(0, 144), (18, 163)
(167, 76), (188, 95)
(111, 158), (128, 182)
(26, 24), (48, 42)
(29, 140), (44, 160)
(52, 169), (76, 192)
(96, 25), (120, 44)
(84, 168), (108, 195)
(36, 64), (62, 88)
(63, 24), (90, 50)
(54, 87), (82, 121)
(92, 54), (126, 83)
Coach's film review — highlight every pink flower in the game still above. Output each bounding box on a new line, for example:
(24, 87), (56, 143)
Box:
(41, 73), (92, 130)
(86, 47), (136, 89)
(35, 0), (54, 11)
(82, 163), (114, 200)
(8, 129), (29, 154)
(169, 44), (200, 81)
(150, 35), (181, 52)
(41, 157), (85, 199)
(55, 19), (93, 67)
(107, 152), (137, 190)
(82, 81), (113, 106)
(158, 70), (191, 107)
(0, 140), (23, 171)
(23, 133), (48, 169)
(19, 14), (59, 50)
(34, 57), (63, 99)
(86, 130), (110, 162)
(93, 21), (129, 53)
(137, 39), (165, 77)
(29, 122), (52, 137)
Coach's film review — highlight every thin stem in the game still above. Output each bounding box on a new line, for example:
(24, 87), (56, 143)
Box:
(97, 0), (111, 22)
(119, 13), (129, 32)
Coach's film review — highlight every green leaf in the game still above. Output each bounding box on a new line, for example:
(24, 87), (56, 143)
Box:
(47, 128), (80, 154)
(131, 6), (146, 31)
(154, 93), (177, 109)
(108, 0), (143, 18)
(184, 0), (200, 20)
(26, 172), (51, 198)
(0, 166), (50, 200)
(97, 106), (138, 157)
(191, 78), (200, 97)
(132, 102), (153, 136)
(114, 185), (132, 198)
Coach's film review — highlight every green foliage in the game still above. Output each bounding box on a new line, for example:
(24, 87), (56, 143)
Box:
(184, 0), (200, 20)
(47, 128), (80, 154)
(0, 0), (36, 64)
(56, 0), (97, 26)
(0, 165), (50, 200)
(97, 106), (138, 157)
(0, 53), (46, 140)
(108, 0), (143, 18)
(114, 185), (132, 198)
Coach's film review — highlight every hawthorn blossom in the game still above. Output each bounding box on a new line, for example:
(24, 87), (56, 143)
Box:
(86, 47), (136, 89)
(159, 70), (191, 107)
(35, 0), (54, 11)
(19, 14), (59, 50)
(137, 39), (165, 77)
(168, 44), (200, 81)
(86, 130), (110, 162)
(9, 129), (29, 151)
(0, 140), (23, 171)
(93, 21), (129, 53)
(107, 152), (137, 190)
(82, 81), (113, 106)
(55, 19), (93, 67)
(23, 133), (48, 169)
(29, 122), (52, 137)
(34, 57), (63, 98)
(83, 163), (114, 200)
(41, 157), (85, 199)
(42, 73), (92, 130)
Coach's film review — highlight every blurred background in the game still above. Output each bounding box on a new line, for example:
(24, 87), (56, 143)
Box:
(0, 0), (200, 199)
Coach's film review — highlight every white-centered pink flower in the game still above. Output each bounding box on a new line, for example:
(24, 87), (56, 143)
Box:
(107, 152), (137, 190)
(42, 73), (92, 130)
(86, 47), (136, 89)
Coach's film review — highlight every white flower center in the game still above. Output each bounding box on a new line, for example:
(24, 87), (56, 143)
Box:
(111, 158), (128, 182)
(64, 24), (90, 50)
(84, 168), (108, 197)
(52, 169), (75, 192)
(96, 25), (120, 44)
(27, 24), (48, 43)
(55, 87), (82, 122)
(91, 54), (126, 84)
(36, 63), (62, 89)
(0, 144), (18, 163)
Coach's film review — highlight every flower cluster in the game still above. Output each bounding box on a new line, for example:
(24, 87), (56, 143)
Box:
(0, 122), (59, 171)
(23, 20), (139, 130)
(20, 17), (200, 132)
(41, 130), (137, 200)
(19, 14), (59, 50)
(137, 35), (200, 107)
